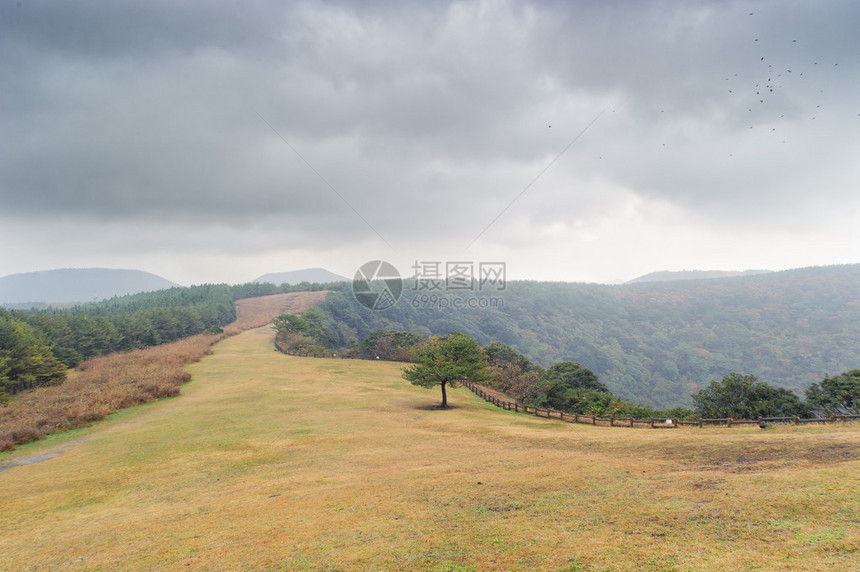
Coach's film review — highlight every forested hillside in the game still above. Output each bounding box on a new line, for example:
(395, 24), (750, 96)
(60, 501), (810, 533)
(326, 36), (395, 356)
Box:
(313, 265), (860, 408)
(1, 282), (339, 397)
(2, 285), (235, 374)
(626, 269), (772, 283)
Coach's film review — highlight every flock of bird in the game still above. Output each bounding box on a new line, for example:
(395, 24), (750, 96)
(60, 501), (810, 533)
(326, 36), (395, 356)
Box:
(553, 9), (854, 161)
(726, 10), (845, 135)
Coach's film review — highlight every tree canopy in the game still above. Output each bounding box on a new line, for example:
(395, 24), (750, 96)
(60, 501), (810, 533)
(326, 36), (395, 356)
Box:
(805, 370), (860, 413)
(692, 373), (810, 419)
(8, 284), (235, 368)
(402, 332), (489, 408)
(0, 311), (67, 395)
(541, 361), (608, 392)
(359, 329), (423, 361)
(272, 313), (308, 334)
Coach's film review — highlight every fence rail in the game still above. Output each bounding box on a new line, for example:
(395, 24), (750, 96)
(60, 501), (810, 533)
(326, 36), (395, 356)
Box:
(460, 382), (860, 429)
(274, 343), (860, 429)
(275, 339), (412, 361)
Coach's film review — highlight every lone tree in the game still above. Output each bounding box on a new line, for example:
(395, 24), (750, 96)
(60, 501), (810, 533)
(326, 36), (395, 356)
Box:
(402, 332), (489, 408)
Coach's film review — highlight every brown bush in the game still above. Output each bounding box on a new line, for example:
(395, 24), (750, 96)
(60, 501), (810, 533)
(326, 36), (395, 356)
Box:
(0, 334), (221, 451)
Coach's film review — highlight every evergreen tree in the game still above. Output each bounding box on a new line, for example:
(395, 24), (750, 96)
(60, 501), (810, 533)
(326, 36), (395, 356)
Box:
(402, 332), (489, 408)
(806, 370), (860, 413)
(0, 312), (67, 392)
(692, 373), (809, 419)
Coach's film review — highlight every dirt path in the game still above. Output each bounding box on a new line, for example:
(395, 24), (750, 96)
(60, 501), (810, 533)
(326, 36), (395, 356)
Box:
(0, 291), (330, 468)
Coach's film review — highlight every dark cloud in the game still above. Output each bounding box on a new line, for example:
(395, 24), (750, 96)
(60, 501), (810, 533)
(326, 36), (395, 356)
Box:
(1, 0), (858, 283)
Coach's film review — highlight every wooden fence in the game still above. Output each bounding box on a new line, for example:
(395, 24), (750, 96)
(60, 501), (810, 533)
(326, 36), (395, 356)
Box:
(460, 382), (860, 429)
(274, 338), (412, 361)
(275, 343), (860, 429)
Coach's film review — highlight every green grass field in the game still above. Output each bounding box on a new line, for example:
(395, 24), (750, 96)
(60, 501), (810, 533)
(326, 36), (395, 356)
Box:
(1, 326), (858, 570)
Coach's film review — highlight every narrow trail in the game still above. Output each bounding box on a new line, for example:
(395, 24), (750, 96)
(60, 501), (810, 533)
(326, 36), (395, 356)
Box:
(0, 291), (329, 470)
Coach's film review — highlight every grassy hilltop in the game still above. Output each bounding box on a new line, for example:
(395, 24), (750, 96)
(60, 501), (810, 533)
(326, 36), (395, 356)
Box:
(1, 324), (857, 570)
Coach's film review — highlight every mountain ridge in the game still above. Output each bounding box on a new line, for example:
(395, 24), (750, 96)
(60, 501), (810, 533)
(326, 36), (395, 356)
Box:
(0, 268), (179, 306)
(626, 269), (773, 284)
(253, 268), (348, 285)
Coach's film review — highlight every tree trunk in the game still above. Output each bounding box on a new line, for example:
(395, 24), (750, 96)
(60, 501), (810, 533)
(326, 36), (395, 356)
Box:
(440, 381), (448, 408)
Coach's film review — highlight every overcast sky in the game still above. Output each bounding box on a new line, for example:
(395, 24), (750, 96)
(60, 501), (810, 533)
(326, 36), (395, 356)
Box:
(2, 0), (858, 285)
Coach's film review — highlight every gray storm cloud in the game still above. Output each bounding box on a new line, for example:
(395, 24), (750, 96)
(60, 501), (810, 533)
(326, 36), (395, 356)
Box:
(1, 0), (858, 282)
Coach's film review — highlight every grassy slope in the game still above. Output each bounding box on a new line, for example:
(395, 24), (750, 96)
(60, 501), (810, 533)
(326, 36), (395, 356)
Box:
(0, 291), (329, 452)
(1, 326), (858, 571)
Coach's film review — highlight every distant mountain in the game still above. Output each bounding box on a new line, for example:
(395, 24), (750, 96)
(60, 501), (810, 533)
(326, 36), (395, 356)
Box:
(253, 268), (348, 285)
(626, 269), (772, 284)
(0, 268), (179, 307)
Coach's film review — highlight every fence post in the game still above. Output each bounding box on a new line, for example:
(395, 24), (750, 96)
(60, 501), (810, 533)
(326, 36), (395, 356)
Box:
(727, 418), (733, 428)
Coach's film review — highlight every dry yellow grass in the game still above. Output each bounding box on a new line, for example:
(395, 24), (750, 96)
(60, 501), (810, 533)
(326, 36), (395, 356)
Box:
(0, 291), (330, 452)
(1, 325), (857, 570)
(228, 291), (330, 333)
